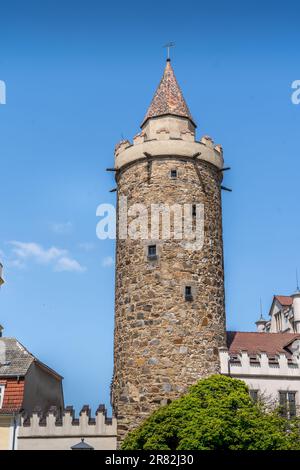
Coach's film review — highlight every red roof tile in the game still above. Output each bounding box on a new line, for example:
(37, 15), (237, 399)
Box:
(0, 378), (25, 413)
(141, 60), (195, 127)
(227, 331), (300, 357)
(274, 295), (293, 306)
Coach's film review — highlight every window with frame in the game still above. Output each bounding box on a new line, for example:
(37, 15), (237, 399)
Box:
(274, 312), (282, 332)
(249, 389), (259, 403)
(147, 245), (157, 259)
(0, 385), (5, 408)
(192, 204), (197, 217)
(170, 169), (177, 179)
(279, 391), (297, 418)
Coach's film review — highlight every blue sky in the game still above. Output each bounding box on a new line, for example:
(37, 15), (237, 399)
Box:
(0, 0), (300, 414)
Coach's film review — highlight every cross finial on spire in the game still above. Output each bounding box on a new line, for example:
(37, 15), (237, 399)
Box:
(163, 42), (175, 61)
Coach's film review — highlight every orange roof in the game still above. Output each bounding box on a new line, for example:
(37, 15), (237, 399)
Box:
(227, 331), (300, 357)
(141, 60), (195, 127)
(0, 378), (25, 413)
(274, 295), (293, 306)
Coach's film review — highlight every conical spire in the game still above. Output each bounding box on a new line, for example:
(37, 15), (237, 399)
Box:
(141, 59), (196, 128)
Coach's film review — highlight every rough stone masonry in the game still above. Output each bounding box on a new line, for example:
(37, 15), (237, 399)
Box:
(111, 59), (227, 442)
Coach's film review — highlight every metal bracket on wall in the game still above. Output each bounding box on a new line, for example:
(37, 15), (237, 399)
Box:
(106, 168), (119, 193)
(221, 186), (232, 192)
(218, 167), (231, 172)
(218, 167), (232, 191)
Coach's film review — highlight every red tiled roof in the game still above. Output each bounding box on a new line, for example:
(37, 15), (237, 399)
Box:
(141, 60), (195, 127)
(227, 331), (300, 357)
(274, 295), (293, 306)
(0, 378), (25, 413)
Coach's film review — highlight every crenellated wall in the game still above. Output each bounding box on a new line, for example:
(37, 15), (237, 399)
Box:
(18, 405), (117, 450)
(114, 122), (224, 171)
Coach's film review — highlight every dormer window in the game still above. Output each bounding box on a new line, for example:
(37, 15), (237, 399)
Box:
(148, 245), (157, 260)
(185, 286), (193, 301)
(170, 169), (177, 179)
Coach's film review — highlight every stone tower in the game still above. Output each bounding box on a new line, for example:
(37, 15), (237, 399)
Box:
(111, 59), (226, 441)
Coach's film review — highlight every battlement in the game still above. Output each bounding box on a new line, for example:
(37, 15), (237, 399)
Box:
(219, 348), (300, 377)
(114, 131), (223, 170)
(18, 405), (117, 449)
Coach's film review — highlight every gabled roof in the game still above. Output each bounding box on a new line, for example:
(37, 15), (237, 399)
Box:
(141, 59), (195, 128)
(274, 295), (293, 306)
(0, 338), (34, 376)
(227, 331), (300, 357)
(0, 337), (62, 379)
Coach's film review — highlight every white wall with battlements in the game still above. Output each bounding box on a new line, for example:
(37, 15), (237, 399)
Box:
(18, 406), (117, 450)
(219, 347), (300, 409)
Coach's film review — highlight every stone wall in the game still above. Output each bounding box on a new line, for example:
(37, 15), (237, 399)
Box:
(112, 154), (226, 442)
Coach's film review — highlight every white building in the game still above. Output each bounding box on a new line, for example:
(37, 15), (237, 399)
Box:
(219, 291), (300, 417)
(256, 291), (300, 334)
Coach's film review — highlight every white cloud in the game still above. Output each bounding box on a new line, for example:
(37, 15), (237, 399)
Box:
(7, 259), (26, 269)
(102, 256), (114, 267)
(50, 222), (73, 235)
(10, 241), (67, 264)
(54, 257), (86, 272)
(8, 241), (86, 273)
(78, 242), (95, 252)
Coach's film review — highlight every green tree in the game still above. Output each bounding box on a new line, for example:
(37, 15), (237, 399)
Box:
(122, 375), (300, 450)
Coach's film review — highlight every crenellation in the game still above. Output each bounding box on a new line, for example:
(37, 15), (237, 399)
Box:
(220, 348), (300, 377)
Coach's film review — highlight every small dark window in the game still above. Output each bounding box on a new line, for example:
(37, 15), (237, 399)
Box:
(185, 286), (193, 301)
(170, 169), (177, 178)
(192, 204), (197, 217)
(148, 245), (157, 259)
(249, 390), (258, 403)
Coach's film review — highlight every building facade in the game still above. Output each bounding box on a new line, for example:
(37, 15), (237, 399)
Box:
(112, 59), (227, 441)
(0, 334), (64, 450)
(255, 292), (300, 334)
(219, 291), (300, 417)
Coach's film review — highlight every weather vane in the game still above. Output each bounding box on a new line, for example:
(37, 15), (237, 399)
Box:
(163, 42), (175, 60)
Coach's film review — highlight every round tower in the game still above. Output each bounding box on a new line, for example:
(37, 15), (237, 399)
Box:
(111, 59), (227, 441)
